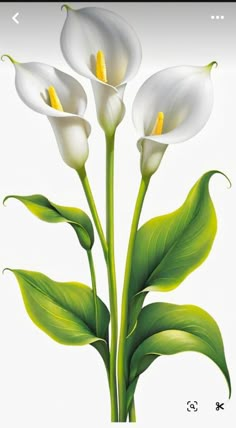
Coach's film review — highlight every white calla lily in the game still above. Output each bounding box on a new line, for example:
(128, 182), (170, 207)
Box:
(133, 62), (216, 177)
(60, 5), (142, 136)
(2, 55), (91, 171)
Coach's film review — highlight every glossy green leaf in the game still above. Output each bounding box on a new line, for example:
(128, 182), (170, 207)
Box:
(128, 171), (229, 333)
(127, 302), (231, 412)
(7, 269), (110, 364)
(4, 194), (94, 250)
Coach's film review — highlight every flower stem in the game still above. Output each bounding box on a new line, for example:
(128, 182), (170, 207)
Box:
(87, 249), (99, 336)
(118, 176), (150, 421)
(129, 398), (136, 422)
(78, 167), (108, 260)
(106, 133), (119, 422)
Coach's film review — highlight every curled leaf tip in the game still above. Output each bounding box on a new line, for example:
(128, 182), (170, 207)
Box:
(61, 4), (73, 12)
(205, 61), (218, 71)
(2, 195), (10, 207)
(1, 54), (19, 64)
(223, 173), (232, 190)
(2, 268), (11, 276)
(210, 170), (232, 189)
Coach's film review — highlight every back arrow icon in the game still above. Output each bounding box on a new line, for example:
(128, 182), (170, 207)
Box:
(12, 12), (19, 24)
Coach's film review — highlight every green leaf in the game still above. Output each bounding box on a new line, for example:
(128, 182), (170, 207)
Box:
(7, 269), (110, 364)
(128, 171), (229, 333)
(3, 194), (94, 250)
(127, 302), (231, 411)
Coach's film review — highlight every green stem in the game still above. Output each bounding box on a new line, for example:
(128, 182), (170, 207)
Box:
(78, 167), (108, 260)
(87, 250), (99, 336)
(129, 399), (136, 422)
(118, 176), (150, 421)
(78, 162), (118, 420)
(106, 133), (119, 422)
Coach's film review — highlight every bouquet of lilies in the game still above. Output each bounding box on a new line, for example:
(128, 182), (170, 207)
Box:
(2, 5), (231, 422)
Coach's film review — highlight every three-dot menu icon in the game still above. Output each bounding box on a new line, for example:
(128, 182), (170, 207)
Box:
(211, 15), (224, 20)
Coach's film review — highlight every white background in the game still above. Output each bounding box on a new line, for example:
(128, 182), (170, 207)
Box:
(0, 2), (235, 427)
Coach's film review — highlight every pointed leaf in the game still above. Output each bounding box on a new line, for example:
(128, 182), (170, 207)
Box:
(127, 303), (231, 411)
(7, 269), (109, 348)
(4, 194), (94, 250)
(128, 171), (229, 333)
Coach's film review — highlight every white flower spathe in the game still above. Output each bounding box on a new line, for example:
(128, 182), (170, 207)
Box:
(133, 63), (216, 177)
(60, 6), (142, 136)
(4, 57), (90, 171)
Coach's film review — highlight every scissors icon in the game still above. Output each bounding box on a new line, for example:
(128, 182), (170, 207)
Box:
(187, 401), (198, 412)
(216, 402), (224, 411)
